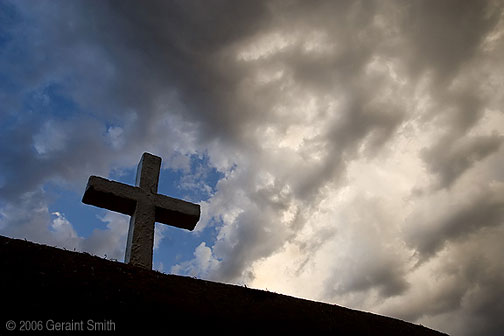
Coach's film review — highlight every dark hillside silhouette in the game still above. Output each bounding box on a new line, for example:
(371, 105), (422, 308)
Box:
(0, 235), (447, 335)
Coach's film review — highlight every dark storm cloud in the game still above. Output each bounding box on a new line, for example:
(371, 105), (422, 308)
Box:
(1, 0), (272, 200)
(395, 0), (503, 188)
(3, 0), (497, 202)
(422, 134), (503, 189)
(0, 116), (110, 199)
(397, 0), (499, 82)
(406, 182), (504, 259)
(386, 226), (504, 336)
(78, 0), (272, 142)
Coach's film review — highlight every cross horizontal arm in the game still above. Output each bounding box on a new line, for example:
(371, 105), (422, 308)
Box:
(82, 176), (142, 216)
(154, 194), (200, 231)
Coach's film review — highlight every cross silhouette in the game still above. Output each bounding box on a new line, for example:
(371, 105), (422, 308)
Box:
(82, 152), (200, 269)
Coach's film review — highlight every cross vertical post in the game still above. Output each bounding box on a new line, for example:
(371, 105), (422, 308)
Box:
(125, 153), (161, 268)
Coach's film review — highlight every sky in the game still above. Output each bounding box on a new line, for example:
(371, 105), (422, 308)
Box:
(0, 1), (503, 334)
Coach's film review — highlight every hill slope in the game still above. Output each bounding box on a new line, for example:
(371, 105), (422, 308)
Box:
(0, 235), (446, 334)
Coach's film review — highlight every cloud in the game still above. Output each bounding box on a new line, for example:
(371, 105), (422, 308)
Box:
(0, 189), (130, 260)
(396, 0), (500, 82)
(171, 242), (219, 278)
(82, 212), (129, 260)
(50, 211), (79, 242)
(422, 134), (503, 189)
(321, 196), (410, 299)
(405, 181), (504, 260)
(0, 190), (80, 250)
(380, 225), (504, 336)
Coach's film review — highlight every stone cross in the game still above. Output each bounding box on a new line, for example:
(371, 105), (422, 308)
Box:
(82, 152), (200, 269)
